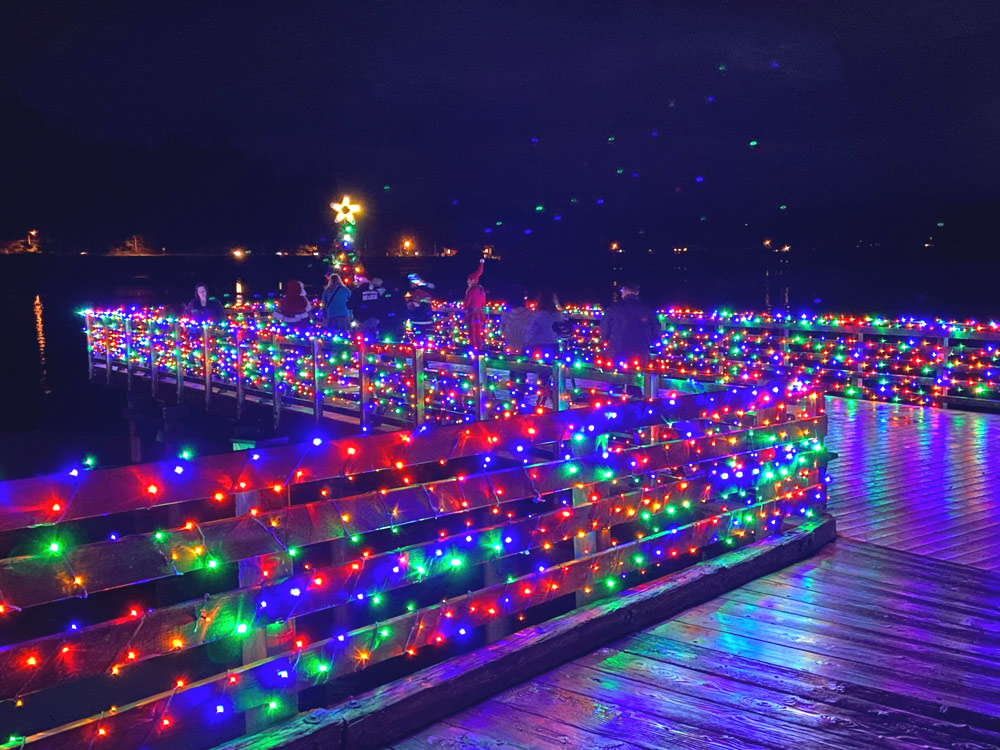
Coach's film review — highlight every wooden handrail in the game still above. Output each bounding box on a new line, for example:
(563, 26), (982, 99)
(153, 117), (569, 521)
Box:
(83, 305), (1000, 412)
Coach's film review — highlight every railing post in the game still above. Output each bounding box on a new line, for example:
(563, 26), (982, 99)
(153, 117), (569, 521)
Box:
(854, 332), (865, 392)
(150, 321), (159, 399)
(85, 313), (95, 381)
(313, 337), (323, 423)
(554, 360), (568, 411)
(124, 315), (134, 392)
(413, 346), (426, 426)
(235, 328), (245, 421)
(642, 371), (659, 401)
(359, 338), (370, 430)
(476, 353), (489, 421)
(272, 337), (282, 429)
(202, 324), (213, 410)
(938, 336), (952, 408)
(572, 433), (607, 607)
(174, 320), (184, 401)
(105, 316), (113, 386)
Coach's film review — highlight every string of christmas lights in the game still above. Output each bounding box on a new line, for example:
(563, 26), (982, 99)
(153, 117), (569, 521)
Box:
(0, 384), (827, 749)
(84, 301), (1000, 413)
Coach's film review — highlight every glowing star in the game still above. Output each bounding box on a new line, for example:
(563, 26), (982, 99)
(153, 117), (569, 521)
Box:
(331, 195), (361, 225)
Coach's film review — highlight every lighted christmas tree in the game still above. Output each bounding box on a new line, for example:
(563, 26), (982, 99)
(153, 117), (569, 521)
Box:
(329, 195), (363, 283)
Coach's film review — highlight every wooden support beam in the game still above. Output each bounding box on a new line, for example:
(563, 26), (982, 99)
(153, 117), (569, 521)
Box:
(642, 371), (659, 401)
(106, 315), (113, 386)
(150, 322), (159, 398)
(358, 338), (370, 431)
(413, 346), (426, 426)
(476, 353), (489, 421)
(312, 338), (323, 423)
(203, 323), (213, 411)
(174, 320), (184, 401)
(125, 315), (134, 392)
(85, 313), (95, 381)
(573, 431), (603, 608)
(236, 328), (246, 421)
(272, 337), (282, 429)
(554, 361), (568, 411)
(938, 336), (952, 409)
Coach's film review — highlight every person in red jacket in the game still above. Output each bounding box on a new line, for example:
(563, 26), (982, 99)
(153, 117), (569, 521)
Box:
(463, 259), (487, 351)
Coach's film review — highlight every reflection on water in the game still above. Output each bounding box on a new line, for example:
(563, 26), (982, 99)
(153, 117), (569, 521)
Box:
(672, 263), (690, 292)
(34, 294), (51, 395)
(764, 267), (790, 315)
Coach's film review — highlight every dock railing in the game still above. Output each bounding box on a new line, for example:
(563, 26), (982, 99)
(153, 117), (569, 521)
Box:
(0, 382), (827, 749)
(85, 303), (1000, 417)
(83, 308), (685, 430)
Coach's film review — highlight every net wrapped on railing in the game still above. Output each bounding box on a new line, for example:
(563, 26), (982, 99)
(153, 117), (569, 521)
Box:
(0, 383), (829, 749)
(82, 302), (1000, 411)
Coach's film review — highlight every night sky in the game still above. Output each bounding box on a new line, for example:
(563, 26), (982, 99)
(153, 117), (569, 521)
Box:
(2, 1), (998, 260)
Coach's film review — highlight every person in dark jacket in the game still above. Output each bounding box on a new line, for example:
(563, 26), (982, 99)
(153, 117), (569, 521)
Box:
(377, 279), (409, 340)
(354, 276), (386, 335)
(600, 282), (659, 367)
(184, 283), (224, 323)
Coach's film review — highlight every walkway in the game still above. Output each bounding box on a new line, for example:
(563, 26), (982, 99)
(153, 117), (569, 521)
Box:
(392, 539), (1000, 750)
(826, 397), (1000, 570)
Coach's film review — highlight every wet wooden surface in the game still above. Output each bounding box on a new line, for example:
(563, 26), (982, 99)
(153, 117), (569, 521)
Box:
(825, 397), (1000, 570)
(390, 539), (1000, 750)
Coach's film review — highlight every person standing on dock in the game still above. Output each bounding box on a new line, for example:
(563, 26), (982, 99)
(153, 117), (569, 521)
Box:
(321, 272), (352, 334)
(406, 273), (435, 341)
(523, 290), (566, 359)
(464, 259), (487, 351)
(500, 287), (532, 354)
(184, 283), (224, 322)
(273, 279), (313, 325)
(378, 278), (409, 340)
(355, 275), (387, 336)
(600, 281), (658, 368)
(523, 290), (567, 408)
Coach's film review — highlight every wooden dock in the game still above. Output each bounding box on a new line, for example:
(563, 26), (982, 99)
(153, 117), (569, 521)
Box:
(8, 304), (999, 749)
(827, 397), (1000, 570)
(392, 538), (1000, 750)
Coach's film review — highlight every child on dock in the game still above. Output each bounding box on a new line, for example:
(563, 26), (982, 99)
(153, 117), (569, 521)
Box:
(464, 259), (487, 351)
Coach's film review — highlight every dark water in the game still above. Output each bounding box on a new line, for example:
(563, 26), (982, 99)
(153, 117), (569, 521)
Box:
(2, 252), (999, 479)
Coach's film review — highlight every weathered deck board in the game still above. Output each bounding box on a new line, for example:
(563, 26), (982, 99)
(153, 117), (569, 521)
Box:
(825, 397), (1000, 569)
(392, 540), (1000, 749)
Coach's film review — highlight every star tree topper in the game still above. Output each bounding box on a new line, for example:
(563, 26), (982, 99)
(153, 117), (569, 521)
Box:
(331, 195), (361, 225)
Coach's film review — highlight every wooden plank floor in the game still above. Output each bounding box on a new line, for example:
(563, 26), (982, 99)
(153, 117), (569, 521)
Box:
(825, 397), (1000, 570)
(389, 539), (1000, 750)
